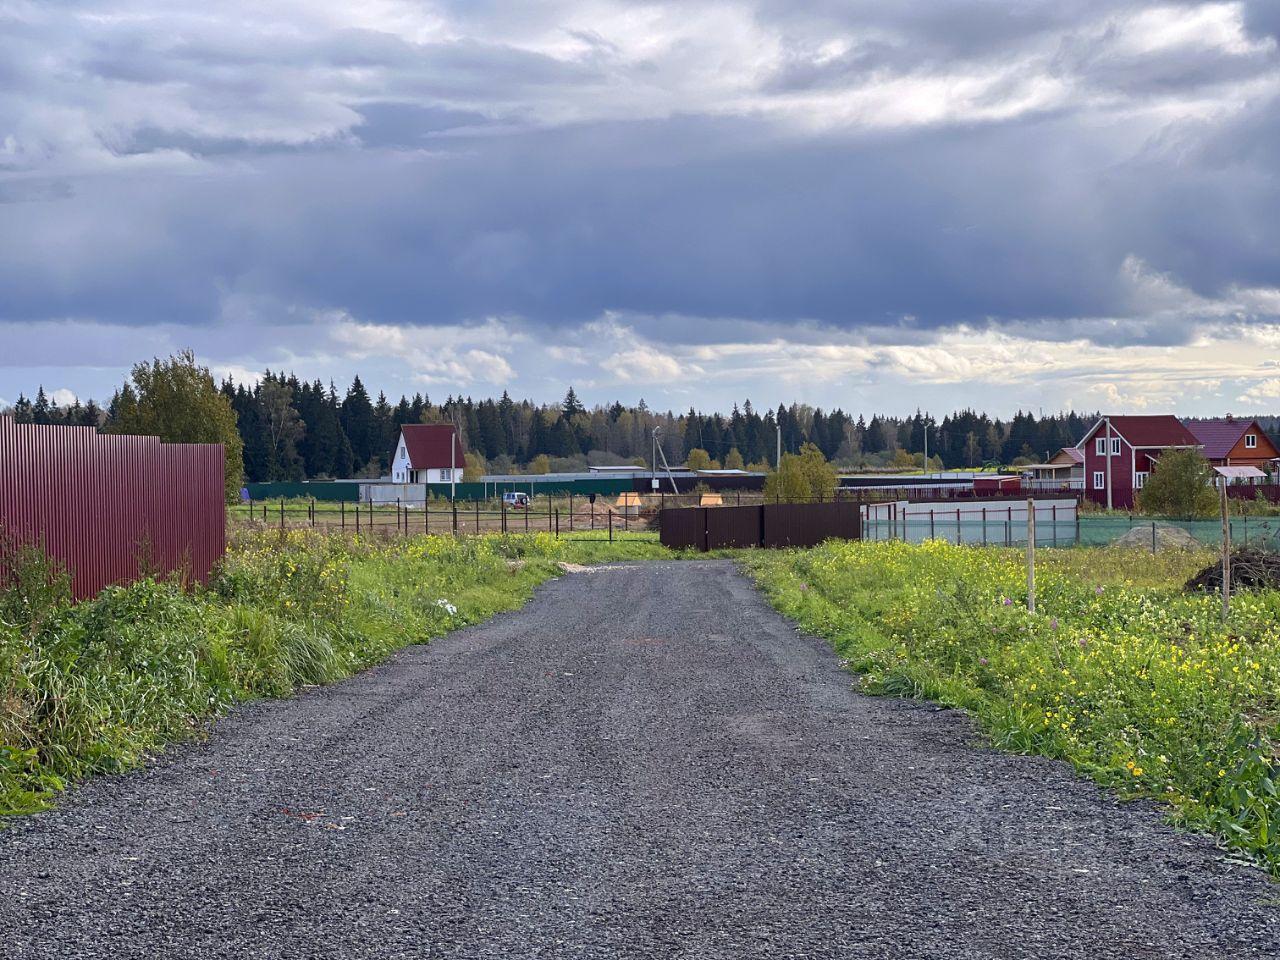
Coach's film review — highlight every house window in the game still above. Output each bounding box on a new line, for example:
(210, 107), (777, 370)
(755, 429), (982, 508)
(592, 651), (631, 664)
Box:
(439, 468), (453, 481)
(1246, 434), (1258, 449)
(1135, 471), (1148, 489)
(1093, 471), (1105, 490)
(1111, 437), (1121, 456)
(1095, 438), (1105, 456)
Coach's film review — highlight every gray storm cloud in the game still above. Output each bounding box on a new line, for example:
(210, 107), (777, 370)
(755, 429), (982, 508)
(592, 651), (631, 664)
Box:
(0, 0), (1277, 411)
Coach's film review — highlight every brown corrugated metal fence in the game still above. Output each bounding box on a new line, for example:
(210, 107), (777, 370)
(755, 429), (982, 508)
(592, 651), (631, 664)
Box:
(659, 501), (861, 551)
(0, 418), (226, 600)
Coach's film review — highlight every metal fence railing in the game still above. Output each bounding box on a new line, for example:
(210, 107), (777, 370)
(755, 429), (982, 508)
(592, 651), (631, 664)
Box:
(236, 496), (653, 541)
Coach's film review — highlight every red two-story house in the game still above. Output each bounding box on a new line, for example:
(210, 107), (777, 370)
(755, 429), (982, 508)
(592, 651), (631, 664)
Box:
(1076, 415), (1201, 509)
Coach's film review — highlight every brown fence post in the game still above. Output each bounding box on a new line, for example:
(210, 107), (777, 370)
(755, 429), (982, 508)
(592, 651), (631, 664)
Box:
(341, 499), (346, 531)
(279, 499), (285, 531)
(608, 510), (614, 543)
(555, 509), (560, 538)
(452, 500), (458, 536)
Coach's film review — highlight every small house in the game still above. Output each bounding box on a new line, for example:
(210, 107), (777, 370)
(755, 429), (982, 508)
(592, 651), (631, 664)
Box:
(1021, 447), (1084, 490)
(391, 424), (466, 484)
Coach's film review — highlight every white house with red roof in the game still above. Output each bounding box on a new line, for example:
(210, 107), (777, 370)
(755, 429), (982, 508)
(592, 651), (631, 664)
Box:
(1077, 415), (1201, 509)
(390, 423), (466, 484)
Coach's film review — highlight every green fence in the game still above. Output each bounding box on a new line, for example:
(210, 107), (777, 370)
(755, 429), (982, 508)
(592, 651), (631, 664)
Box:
(244, 482), (361, 502)
(1077, 515), (1280, 550)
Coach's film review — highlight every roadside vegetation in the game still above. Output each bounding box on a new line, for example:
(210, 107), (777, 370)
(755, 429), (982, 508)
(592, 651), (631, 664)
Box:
(0, 530), (669, 816)
(747, 539), (1280, 874)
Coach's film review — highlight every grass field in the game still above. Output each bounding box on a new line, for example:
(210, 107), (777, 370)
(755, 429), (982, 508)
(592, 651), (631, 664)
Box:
(746, 539), (1280, 873)
(0, 530), (670, 816)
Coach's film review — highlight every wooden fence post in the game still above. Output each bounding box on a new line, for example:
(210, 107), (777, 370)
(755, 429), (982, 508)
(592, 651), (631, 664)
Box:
(1026, 498), (1036, 614)
(1221, 480), (1231, 622)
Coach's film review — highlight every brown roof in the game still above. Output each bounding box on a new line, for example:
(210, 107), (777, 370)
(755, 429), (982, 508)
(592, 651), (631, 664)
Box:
(401, 424), (466, 469)
(1082, 415), (1199, 448)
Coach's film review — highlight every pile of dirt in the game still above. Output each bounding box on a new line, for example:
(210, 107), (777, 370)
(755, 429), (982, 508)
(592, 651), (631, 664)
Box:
(1186, 548), (1280, 592)
(1113, 523), (1203, 553)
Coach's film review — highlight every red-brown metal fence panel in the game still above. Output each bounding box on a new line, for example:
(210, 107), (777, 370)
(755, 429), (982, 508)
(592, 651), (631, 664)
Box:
(762, 501), (861, 548)
(0, 418), (226, 600)
(706, 505), (764, 549)
(659, 500), (862, 552)
(658, 507), (708, 550)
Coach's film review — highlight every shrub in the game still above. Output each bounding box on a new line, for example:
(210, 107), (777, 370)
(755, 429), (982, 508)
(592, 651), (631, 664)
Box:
(1137, 448), (1219, 518)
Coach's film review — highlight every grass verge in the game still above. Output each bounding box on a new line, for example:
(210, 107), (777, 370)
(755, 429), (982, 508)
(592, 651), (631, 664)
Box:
(0, 530), (673, 816)
(744, 540), (1280, 874)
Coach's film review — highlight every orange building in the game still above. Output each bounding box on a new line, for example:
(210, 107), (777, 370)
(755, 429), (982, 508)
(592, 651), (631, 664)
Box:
(1184, 418), (1279, 471)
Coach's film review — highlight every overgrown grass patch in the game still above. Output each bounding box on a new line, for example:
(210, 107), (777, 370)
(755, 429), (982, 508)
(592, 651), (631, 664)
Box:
(745, 540), (1280, 874)
(0, 530), (675, 815)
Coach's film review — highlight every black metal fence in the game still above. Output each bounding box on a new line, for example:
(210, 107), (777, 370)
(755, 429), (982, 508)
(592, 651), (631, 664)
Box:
(658, 502), (861, 551)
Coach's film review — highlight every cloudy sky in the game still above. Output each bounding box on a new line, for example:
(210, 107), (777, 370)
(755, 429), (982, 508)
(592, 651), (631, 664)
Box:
(2, 1), (1279, 415)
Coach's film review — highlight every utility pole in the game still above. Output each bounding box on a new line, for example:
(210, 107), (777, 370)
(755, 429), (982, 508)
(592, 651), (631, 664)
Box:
(923, 418), (929, 471)
(776, 420), (782, 468)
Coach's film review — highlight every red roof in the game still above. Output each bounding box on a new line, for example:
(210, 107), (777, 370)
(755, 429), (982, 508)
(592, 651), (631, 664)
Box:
(1080, 415), (1199, 448)
(1184, 418), (1267, 459)
(401, 424), (466, 469)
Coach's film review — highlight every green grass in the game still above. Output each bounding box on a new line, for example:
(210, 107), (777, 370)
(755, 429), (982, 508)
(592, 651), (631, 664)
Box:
(745, 539), (1280, 874)
(0, 530), (676, 816)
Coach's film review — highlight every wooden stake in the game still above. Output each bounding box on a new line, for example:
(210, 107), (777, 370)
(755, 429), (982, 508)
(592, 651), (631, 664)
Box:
(1221, 479), (1231, 622)
(1026, 498), (1036, 614)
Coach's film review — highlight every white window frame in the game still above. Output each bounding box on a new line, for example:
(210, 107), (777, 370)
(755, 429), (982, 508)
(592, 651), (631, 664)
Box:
(1135, 471), (1148, 489)
(1111, 437), (1121, 456)
(1246, 433), (1258, 449)
(1095, 438), (1105, 456)
(1093, 471), (1105, 490)
(439, 467), (453, 482)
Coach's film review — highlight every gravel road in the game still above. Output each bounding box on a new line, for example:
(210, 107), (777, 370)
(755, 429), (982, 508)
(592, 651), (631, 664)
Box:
(2, 560), (1277, 959)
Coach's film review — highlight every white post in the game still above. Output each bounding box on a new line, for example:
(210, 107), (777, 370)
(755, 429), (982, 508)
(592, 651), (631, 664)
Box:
(1026, 498), (1036, 614)
(450, 425), (456, 502)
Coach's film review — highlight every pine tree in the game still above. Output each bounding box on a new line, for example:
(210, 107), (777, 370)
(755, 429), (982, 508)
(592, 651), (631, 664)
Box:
(341, 376), (376, 471)
(562, 386), (585, 419)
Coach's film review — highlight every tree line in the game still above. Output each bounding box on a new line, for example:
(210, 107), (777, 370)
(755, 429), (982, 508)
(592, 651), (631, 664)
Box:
(3, 354), (1105, 485)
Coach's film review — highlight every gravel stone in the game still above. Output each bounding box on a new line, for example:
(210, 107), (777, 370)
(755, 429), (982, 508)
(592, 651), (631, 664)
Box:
(1, 559), (1277, 959)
